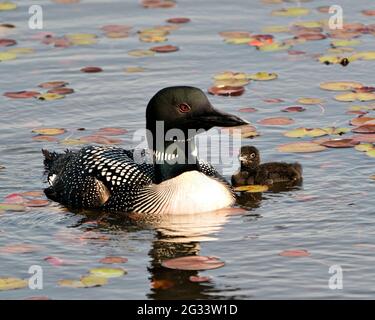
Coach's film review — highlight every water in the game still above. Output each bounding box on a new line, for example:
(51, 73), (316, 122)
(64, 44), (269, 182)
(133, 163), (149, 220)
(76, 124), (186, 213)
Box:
(1, 0), (375, 299)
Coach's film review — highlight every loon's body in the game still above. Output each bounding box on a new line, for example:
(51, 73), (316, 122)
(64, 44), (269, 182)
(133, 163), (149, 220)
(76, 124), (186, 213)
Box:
(43, 87), (248, 214)
(231, 146), (303, 187)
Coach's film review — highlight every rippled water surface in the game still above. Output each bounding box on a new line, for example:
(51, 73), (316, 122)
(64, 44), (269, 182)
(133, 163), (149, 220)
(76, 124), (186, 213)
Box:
(1, 0), (375, 299)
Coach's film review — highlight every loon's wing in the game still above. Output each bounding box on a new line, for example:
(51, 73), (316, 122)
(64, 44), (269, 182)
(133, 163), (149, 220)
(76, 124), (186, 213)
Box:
(43, 146), (154, 210)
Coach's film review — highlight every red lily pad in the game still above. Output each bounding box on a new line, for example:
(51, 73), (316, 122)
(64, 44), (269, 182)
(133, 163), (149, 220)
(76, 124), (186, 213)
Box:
(263, 98), (284, 103)
(150, 45), (179, 53)
(0, 244), (43, 254)
(0, 39), (17, 47)
(350, 117), (375, 126)
(101, 25), (131, 33)
(96, 127), (128, 136)
(4, 91), (40, 99)
(208, 86), (245, 96)
(362, 10), (375, 16)
(279, 249), (310, 257)
(352, 125), (375, 134)
(297, 33), (326, 41)
(320, 139), (359, 148)
(352, 134), (375, 143)
(238, 107), (257, 113)
(189, 275), (211, 283)
(32, 135), (58, 142)
(161, 256), (225, 271)
(80, 135), (122, 145)
(24, 199), (49, 207)
(99, 256), (128, 264)
(288, 50), (306, 55)
(47, 87), (74, 95)
(282, 106), (306, 113)
(166, 17), (190, 24)
(80, 66), (103, 73)
(22, 191), (45, 198)
(4, 193), (25, 204)
(355, 86), (375, 93)
(258, 117), (294, 126)
(38, 81), (68, 89)
(44, 256), (65, 267)
(141, 0), (176, 9)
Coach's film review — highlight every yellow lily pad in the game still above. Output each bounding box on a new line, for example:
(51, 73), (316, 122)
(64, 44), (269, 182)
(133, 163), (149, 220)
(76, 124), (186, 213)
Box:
(0, 2), (16, 11)
(323, 127), (350, 135)
(261, 25), (289, 33)
(277, 142), (327, 153)
(351, 51), (375, 61)
(258, 42), (290, 52)
(247, 72), (278, 81)
(224, 37), (254, 44)
(0, 203), (26, 211)
(293, 21), (323, 28)
(80, 275), (108, 287)
(366, 149), (375, 158)
(319, 81), (363, 91)
(331, 39), (361, 47)
(0, 277), (27, 291)
(272, 7), (310, 17)
(334, 92), (375, 102)
(355, 143), (374, 152)
(32, 128), (66, 136)
(127, 49), (155, 57)
(297, 97), (324, 105)
(139, 34), (167, 43)
(6, 47), (35, 55)
(36, 93), (65, 101)
(66, 33), (97, 45)
(89, 267), (126, 278)
(234, 185), (269, 193)
(0, 51), (17, 61)
(125, 66), (145, 73)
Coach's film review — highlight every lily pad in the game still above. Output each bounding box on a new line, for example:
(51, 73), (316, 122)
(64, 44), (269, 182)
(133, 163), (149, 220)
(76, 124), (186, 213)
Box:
(247, 72), (278, 81)
(282, 106), (306, 113)
(0, 2), (17, 11)
(258, 117), (294, 126)
(0, 278), (27, 291)
(99, 256), (128, 264)
(150, 45), (179, 53)
(127, 49), (155, 57)
(319, 81), (363, 91)
(32, 128), (66, 136)
(272, 7), (310, 17)
(335, 92), (375, 102)
(37, 93), (65, 101)
(89, 267), (126, 278)
(320, 139), (359, 148)
(352, 125), (375, 134)
(279, 249), (310, 257)
(277, 142), (327, 153)
(208, 86), (245, 96)
(0, 51), (16, 61)
(162, 256), (225, 271)
(297, 97), (324, 105)
(4, 91), (40, 99)
(38, 81), (68, 89)
(80, 66), (103, 73)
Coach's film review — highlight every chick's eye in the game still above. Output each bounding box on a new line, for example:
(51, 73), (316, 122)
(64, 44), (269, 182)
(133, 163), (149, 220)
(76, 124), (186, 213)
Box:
(178, 103), (191, 113)
(250, 153), (255, 158)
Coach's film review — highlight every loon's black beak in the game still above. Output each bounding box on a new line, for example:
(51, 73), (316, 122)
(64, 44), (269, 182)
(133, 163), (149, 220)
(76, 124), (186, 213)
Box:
(195, 107), (249, 129)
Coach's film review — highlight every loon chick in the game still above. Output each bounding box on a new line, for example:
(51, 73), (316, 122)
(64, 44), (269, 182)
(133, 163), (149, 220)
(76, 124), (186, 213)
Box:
(231, 146), (302, 186)
(43, 86), (248, 214)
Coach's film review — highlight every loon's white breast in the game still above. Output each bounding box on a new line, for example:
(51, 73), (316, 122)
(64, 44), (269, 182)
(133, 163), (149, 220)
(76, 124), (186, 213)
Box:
(133, 171), (235, 215)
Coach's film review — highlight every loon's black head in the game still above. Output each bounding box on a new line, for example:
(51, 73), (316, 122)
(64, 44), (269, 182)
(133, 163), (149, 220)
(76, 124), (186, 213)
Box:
(239, 146), (260, 170)
(146, 86), (248, 136)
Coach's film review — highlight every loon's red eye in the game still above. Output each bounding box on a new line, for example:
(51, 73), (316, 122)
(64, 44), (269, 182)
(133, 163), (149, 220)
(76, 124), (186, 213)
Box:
(178, 103), (191, 113)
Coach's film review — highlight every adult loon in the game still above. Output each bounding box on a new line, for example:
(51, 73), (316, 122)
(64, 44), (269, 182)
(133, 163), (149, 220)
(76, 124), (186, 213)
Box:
(231, 146), (303, 186)
(43, 86), (248, 214)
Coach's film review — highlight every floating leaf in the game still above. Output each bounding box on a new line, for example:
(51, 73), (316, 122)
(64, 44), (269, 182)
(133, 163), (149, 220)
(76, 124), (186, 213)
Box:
(80, 135), (122, 144)
(4, 91), (40, 99)
(352, 125), (375, 134)
(355, 143), (374, 152)
(58, 276), (108, 288)
(208, 86), (245, 96)
(234, 185), (269, 193)
(25, 199), (49, 207)
(80, 66), (103, 73)
(0, 51), (16, 61)
(89, 267), (126, 278)
(141, 0), (176, 8)
(277, 142), (327, 153)
(350, 117), (375, 126)
(99, 256), (128, 264)
(352, 134), (375, 143)
(297, 97), (324, 105)
(366, 149), (375, 158)
(335, 92), (375, 102)
(150, 45), (179, 53)
(279, 249), (310, 257)
(0, 278), (27, 291)
(96, 127), (128, 136)
(32, 128), (66, 136)
(47, 87), (74, 95)
(247, 72), (277, 81)
(262, 25), (289, 33)
(239, 107), (257, 113)
(319, 81), (363, 91)
(282, 106), (305, 113)
(124, 66), (145, 73)
(258, 117), (294, 126)
(258, 42), (290, 51)
(66, 33), (97, 45)
(36, 93), (65, 101)
(0, 244), (42, 254)
(272, 7), (309, 17)
(0, 39), (17, 47)
(320, 139), (359, 148)
(127, 49), (155, 57)
(162, 256), (225, 271)
(0, 203), (26, 211)
(0, 2), (16, 10)
(44, 256), (65, 267)
(32, 135), (58, 142)
(166, 17), (190, 24)
(283, 127), (328, 138)
(38, 81), (68, 89)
